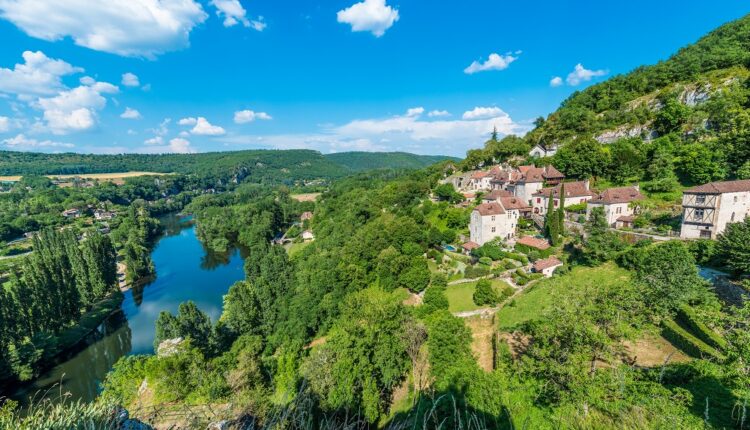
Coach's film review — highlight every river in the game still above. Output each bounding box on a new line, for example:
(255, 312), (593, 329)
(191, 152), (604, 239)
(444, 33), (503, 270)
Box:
(11, 214), (246, 405)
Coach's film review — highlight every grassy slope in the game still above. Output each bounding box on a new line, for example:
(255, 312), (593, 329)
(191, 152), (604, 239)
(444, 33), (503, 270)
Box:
(446, 279), (513, 313)
(496, 263), (631, 330)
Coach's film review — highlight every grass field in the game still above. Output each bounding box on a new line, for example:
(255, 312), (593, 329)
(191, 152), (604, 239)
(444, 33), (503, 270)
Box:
(290, 193), (321, 202)
(286, 241), (311, 257)
(496, 263), (631, 330)
(446, 279), (514, 313)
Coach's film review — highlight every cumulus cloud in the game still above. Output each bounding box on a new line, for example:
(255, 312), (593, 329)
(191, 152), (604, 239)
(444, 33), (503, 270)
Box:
(144, 136), (163, 145)
(217, 107), (528, 156)
(406, 107), (424, 117)
(0, 116), (9, 132)
(35, 80), (119, 134)
(179, 116), (225, 135)
(234, 109), (272, 124)
(2, 133), (73, 148)
(549, 76), (563, 87)
(427, 110), (450, 118)
(210, 0), (264, 30)
(121, 107), (142, 119)
(140, 137), (195, 153)
(464, 52), (518, 74)
(565, 63), (607, 86)
(0, 50), (82, 98)
(462, 106), (504, 120)
(0, 0), (208, 58)
(337, 0), (399, 37)
(121, 72), (140, 87)
(168, 137), (194, 153)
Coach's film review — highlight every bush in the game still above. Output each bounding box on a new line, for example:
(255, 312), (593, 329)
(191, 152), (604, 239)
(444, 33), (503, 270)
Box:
(676, 305), (727, 350)
(503, 259), (518, 270)
(478, 256), (492, 266)
(473, 280), (499, 306)
(464, 265), (489, 279)
(661, 319), (723, 360)
(423, 286), (449, 312)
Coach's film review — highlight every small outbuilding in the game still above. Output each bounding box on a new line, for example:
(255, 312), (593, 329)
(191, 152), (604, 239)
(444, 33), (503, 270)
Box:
(533, 256), (563, 277)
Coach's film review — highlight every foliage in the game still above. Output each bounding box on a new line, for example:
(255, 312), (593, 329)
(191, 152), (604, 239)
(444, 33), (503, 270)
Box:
(472, 279), (499, 306)
(716, 217), (750, 274)
(661, 319), (724, 360)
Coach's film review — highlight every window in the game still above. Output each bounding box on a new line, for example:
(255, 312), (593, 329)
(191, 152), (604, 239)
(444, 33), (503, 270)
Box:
(696, 195), (706, 204)
(694, 209), (704, 220)
(735, 196), (739, 203)
(731, 212), (736, 222)
(554, 200), (558, 207)
(616, 207), (622, 214)
(491, 216), (495, 221)
(536, 198), (541, 204)
(700, 230), (712, 239)
(491, 227), (496, 233)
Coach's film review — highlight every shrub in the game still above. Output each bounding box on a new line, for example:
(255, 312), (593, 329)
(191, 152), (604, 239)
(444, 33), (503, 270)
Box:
(478, 256), (492, 266)
(473, 280), (499, 306)
(464, 265), (489, 279)
(676, 305), (727, 350)
(661, 320), (723, 360)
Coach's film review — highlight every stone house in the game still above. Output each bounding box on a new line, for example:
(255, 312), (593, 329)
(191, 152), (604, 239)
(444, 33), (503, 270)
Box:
(533, 256), (563, 277)
(469, 197), (528, 245)
(586, 186), (644, 227)
(679, 180), (750, 239)
(529, 143), (559, 158)
(532, 181), (594, 216)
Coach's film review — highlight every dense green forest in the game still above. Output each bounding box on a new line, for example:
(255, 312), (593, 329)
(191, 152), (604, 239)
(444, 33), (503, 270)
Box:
(325, 151), (459, 172)
(0, 149), (454, 181)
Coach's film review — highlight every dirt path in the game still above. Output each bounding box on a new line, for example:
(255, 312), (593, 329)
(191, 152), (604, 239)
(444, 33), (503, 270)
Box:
(465, 315), (496, 372)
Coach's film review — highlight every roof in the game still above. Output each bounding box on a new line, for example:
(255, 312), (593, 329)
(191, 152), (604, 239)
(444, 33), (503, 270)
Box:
(471, 171), (490, 179)
(533, 256), (563, 272)
(462, 241), (480, 250)
(591, 186), (644, 204)
(617, 215), (636, 222)
(543, 165), (564, 179)
(519, 166), (546, 183)
(684, 179), (750, 194)
(474, 202), (505, 216)
(500, 196), (531, 211)
(483, 189), (514, 200)
(516, 236), (551, 250)
(300, 211), (313, 220)
(533, 181), (593, 198)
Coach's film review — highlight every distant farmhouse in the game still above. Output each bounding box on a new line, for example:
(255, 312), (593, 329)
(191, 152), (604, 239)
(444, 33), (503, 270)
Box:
(528, 143), (558, 158)
(679, 180), (750, 239)
(586, 186), (644, 227)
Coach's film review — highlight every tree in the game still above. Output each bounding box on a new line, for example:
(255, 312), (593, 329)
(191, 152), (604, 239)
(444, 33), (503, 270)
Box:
(552, 138), (609, 179)
(557, 183), (566, 237)
(717, 218), (750, 274)
(473, 279), (499, 306)
(545, 195), (559, 244)
(434, 183), (462, 204)
(608, 138), (646, 184)
(581, 207), (625, 264)
(654, 98), (689, 135)
(304, 289), (410, 423)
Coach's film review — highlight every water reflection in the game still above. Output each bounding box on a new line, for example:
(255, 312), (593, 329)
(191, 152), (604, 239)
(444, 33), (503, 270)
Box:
(11, 213), (246, 405)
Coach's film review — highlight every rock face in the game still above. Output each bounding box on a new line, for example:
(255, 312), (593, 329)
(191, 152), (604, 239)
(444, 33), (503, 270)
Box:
(115, 407), (154, 430)
(595, 124), (656, 144)
(679, 84), (711, 107)
(157, 337), (185, 357)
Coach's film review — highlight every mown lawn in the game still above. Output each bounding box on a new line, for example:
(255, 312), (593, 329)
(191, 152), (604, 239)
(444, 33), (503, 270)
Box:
(496, 263), (631, 330)
(287, 241), (311, 257)
(446, 279), (514, 313)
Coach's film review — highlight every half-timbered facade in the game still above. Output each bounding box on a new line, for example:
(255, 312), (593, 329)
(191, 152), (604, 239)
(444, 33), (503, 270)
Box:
(680, 180), (750, 239)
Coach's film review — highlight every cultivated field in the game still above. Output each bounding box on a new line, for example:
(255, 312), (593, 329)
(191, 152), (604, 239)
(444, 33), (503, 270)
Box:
(0, 172), (169, 183)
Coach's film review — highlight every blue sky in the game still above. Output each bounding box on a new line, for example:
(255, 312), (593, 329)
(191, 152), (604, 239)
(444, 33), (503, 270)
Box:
(0, 1), (747, 156)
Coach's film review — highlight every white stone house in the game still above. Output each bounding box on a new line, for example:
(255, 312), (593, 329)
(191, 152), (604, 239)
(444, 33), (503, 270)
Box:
(680, 180), (750, 239)
(586, 186), (644, 227)
(469, 200), (523, 245)
(529, 143), (558, 158)
(532, 181), (594, 215)
(533, 256), (563, 277)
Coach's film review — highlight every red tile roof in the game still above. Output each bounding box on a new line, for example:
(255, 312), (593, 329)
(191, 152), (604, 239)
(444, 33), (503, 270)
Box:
(474, 202), (505, 216)
(591, 186), (644, 204)
(533, 181), (593, 198)
(533, 256), (563, 272)
(617, 215), (635, 222)
(516, 236), (551, 250)
(500, 196), (531, 211)
(462, 241), (480, 250)
(684, 180), (750, 194)
(483, 189), (514, 201)
(543, 165), (564, 179)
(471, 171), (490, 179)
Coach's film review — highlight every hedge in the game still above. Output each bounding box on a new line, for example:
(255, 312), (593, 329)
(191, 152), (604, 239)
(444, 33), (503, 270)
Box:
(676, 305), (727, 350)
(515, 243), (554, 259)
(661, 319), (724, 361)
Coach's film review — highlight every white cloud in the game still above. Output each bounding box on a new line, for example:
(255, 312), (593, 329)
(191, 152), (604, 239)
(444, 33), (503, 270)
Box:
(565, 63), (607, 86)
(178, 117), (197, 125)
(462, 106), (504, 120)
(79, 76), (96, 86)
(121, 107), (142, 119)
(2, 133), (73, 148)
(0, 116), (9, 132)
(406, 107), (424, 117)
(127, 129), (137, 135)
(549, 76), (563, 87)
(0, 50), (82, 98)
(427, 110), (450, 118)
(121, 72), (140, 87)
(464, 52), (518, 74)
(0, 0), (208, 58)
(179, 116), (225, 135)
(168, 137), (195, 153)
(337, 0), (399, 37)
(35, 81), (119, 134)
(234, 109), (272, 124)
(217, 107), (528, 157)
(144, 136), (163, 145)
(210, 0), (264, 30)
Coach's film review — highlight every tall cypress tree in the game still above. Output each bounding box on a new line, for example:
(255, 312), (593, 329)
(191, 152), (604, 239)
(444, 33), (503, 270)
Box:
(557, 183), (566, 236)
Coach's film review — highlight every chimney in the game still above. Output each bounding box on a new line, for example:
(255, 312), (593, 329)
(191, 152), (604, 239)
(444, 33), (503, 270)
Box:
(583, 179), (590, 190)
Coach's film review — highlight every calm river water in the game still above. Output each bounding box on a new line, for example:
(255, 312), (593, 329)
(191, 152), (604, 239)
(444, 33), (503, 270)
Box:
(11, 214), (246, 405)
